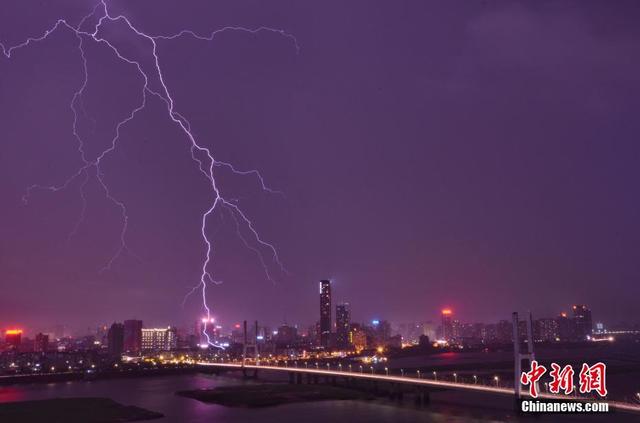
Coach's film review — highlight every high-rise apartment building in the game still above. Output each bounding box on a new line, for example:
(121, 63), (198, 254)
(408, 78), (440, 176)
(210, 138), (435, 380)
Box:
(336, 303), (351, 349)
(319, 279), (332, 348)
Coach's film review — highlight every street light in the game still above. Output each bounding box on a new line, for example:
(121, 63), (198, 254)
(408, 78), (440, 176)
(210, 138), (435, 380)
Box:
(385, 367), (389, 376)
(453, 373), (457, 383)
(494, 375), (499, 387)
(371, 367), (375, 375)
(417, 370), (421, 379)
(349, 364), (352, 372)
(338, 363), (342, 371)
(359, 365), (363, 373)
(315, 362), (319, 369)
(326, 363), (330, 371)
(305, 362), (308, 369)
(473, 375), (477, 384)
(400, 369), (404, 377)
(433, 371), (437, 381)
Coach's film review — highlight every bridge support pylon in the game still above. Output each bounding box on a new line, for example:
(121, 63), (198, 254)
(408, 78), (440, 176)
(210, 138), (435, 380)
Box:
(513, 311), (536, 411)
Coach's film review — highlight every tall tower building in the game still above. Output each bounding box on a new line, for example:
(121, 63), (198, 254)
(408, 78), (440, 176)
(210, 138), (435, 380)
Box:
(107, 323), (124, 357)
(441, 309), (453, 342)
(5, 330), (22, 349)
(319, 279), (332, 348)
(123, 320), (143, 354)
(336, 302), (351, 349)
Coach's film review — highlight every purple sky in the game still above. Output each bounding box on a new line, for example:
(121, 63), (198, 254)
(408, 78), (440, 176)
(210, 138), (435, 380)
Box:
(1, 1), (639, 334)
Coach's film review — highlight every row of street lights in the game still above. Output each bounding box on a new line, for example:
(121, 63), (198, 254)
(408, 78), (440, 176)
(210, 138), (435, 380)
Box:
(209, 358), (502, 387)
(265, 360), (501, 387)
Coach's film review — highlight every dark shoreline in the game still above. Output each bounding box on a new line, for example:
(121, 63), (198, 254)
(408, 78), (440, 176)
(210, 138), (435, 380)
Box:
(0, 366), (198, 386)
(177, 383), (375, 408)
(0, 397), (163, 422)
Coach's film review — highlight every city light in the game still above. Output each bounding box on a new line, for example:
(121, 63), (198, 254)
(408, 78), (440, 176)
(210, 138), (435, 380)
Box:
(5, 329), (22, 335)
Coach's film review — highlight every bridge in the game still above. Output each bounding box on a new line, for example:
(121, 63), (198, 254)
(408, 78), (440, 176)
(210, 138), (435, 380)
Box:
(196, 361), (640, 413)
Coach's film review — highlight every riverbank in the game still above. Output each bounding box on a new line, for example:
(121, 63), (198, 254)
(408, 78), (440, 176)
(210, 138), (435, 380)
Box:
(177, 383), (374, 407)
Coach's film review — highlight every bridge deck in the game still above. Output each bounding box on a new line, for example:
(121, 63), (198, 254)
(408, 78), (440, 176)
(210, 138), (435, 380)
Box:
(196, 362), (640, 413)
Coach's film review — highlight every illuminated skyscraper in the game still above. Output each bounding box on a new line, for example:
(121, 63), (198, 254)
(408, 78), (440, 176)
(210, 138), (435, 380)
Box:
(441, 309), (453, 341)
(572, 304), (592, 339)
(141, 327), (177, 351)
(5, 329), (22, 349)
(123, 319), (143, 354)
(336, 302), (351, 349)
(320, 279), (332, 347)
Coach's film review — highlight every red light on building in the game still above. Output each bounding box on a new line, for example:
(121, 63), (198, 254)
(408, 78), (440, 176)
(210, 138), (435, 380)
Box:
(5, 329), (22, 348)
(234, 323), (241, 329)
(442, 309), (452, 315)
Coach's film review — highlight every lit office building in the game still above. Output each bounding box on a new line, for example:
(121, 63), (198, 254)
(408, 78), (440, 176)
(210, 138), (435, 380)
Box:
(141, 327), (177, 351)
(5, 329), (22, 349)
(336, 303), (351, 349)
(319, 279), (332, 348)
(441, 309), (453, 341)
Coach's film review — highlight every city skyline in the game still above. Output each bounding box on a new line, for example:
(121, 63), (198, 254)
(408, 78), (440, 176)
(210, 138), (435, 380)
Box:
(2, 277), (621, 340)
(2, 1), (640, 334)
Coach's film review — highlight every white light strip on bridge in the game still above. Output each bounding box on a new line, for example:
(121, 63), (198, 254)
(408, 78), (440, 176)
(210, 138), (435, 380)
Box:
(196, 362), (640, 413)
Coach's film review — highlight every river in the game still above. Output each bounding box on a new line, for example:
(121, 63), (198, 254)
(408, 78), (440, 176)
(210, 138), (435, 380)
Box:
(1, 373), (636, 422)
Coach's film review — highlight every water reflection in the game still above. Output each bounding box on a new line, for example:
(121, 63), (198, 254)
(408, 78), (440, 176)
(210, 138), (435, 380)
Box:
(0, 374), (631, 422)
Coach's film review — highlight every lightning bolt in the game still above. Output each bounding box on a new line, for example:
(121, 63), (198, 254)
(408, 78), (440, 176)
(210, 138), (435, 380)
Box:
(2, 1), (295, 348)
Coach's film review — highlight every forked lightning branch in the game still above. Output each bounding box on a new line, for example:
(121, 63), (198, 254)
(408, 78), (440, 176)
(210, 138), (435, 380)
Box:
(1, 0), (294, 348)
